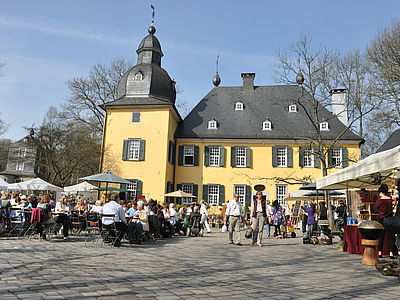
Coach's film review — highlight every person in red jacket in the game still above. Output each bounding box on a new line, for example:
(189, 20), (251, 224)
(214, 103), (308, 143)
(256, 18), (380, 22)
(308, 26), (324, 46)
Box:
(375, 184), (396, 259)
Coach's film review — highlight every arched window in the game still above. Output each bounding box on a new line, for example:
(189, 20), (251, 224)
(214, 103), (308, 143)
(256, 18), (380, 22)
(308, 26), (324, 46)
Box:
(289, 104), (297, 112)
(320, 121), (329, 131)
(235, 101), (244, 111)
(262, 119), (272, 130)
(208, 118), (218, 129)
(134, 71), (143, 81)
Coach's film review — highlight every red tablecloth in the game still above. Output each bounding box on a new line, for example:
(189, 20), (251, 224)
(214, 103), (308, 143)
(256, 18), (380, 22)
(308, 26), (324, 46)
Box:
(343, 225), (397, 255)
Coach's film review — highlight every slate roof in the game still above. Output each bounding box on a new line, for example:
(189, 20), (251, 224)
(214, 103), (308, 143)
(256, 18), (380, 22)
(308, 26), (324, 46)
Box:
(376, 128), (400, 153)
(175, 85), (363, 141)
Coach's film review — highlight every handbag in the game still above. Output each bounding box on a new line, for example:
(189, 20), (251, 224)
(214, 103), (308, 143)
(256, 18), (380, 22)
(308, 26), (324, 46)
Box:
(245, 227), (253, 239)
(383, 216), (400, 234)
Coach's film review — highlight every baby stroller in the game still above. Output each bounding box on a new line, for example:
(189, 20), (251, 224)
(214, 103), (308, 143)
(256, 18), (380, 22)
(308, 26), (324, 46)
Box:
(282, 219), (296, 238)
(187, 213), (203, 237)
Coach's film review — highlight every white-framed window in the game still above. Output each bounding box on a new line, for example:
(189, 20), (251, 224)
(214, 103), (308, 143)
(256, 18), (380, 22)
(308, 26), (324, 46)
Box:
(208, 185), (219, 205)
(134, 71), (143, 81)
(234, 185), (246, 206)
(235, 101), (244, 111)
(208, 119), (217, 129)
(303, 148), (314, 168)
(183, 145), (195, 166)
(182, 184), (194, 205)
(236, 147), (246, 167)
(276, 147), (287, 167)
(320, 121), (329, 131)
(131, 111), (141, 123)
(17, 148), (27, 158)
(209, 147), (220, 167)
(128, 140), (141, 161)
(126, 181), (137, 201)
(276, 184), (287, 207)
(23, 138), (28, 143)
(262, 120), (272, 130)
(16, 162), (24, 171)
(289, 104), (297, 112)
(331, 148), (342, 168)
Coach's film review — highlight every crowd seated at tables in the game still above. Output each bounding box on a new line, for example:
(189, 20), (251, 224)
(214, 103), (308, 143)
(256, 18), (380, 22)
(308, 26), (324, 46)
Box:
(0, 190), (208, 247)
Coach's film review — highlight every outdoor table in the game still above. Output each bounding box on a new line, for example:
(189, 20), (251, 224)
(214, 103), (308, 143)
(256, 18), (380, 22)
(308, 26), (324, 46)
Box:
(343, 224), (397, 256)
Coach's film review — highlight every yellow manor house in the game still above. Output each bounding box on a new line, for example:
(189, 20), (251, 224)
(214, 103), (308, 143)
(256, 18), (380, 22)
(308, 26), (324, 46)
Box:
(100, 25), (363, 207)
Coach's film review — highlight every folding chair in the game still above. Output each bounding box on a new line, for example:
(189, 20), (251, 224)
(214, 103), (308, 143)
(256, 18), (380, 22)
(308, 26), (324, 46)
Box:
(85, 212), (101, 247)
(100, 214), (119, 247)
(23, 208), (43, 240)
(7, 207), (26, 238)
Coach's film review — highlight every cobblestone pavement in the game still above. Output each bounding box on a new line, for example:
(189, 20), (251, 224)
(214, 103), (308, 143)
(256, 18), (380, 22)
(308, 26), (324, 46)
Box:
(0, 231), (399, 299)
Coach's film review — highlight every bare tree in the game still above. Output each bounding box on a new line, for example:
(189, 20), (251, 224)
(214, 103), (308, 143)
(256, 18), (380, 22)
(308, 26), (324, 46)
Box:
(31, 107), (101, 186)
(273, 34), (373, 229)
(63, 58), (133, 135)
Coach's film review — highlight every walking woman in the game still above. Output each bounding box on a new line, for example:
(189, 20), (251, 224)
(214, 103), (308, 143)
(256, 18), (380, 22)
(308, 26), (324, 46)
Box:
(250, 191), (267, 246)
(271, 200), (285, 238)
(375, 184), (397, 259)
(305, 201), (315, 238)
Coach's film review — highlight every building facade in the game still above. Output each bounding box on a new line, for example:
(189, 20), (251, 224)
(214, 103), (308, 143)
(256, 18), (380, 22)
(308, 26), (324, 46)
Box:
(0, 135), (42, 183)
(100, 25), (363, 207)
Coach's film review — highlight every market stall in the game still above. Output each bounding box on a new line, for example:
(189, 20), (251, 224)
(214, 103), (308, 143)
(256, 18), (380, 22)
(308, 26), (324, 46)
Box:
(316, 145), (400, 257)
(0, 178), (8, 192)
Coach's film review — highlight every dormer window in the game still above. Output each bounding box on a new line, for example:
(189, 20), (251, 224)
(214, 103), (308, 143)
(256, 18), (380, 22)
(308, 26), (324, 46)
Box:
(320, 121), (329, 131)
(289, 104), (297, 112)
(235, 101), (244, 111)
(262, 119), (272, 130)
(134, 71), (143, 81)
(208, 118), (218, 129)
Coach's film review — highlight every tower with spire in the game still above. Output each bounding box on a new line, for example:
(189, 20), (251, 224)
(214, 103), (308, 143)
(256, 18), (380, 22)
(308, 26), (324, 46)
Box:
(100, 23), (181, 201)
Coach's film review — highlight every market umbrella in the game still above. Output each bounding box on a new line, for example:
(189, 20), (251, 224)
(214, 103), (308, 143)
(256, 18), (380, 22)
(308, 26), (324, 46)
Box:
(64, 181), (97, 193)
(7, 178), (63, 192)
(80, 171), (131, 199)
(299, 182), (317, 190)
(164, 190), (197, 198)
(95, 187), (128, 192)
(304, 190), (345, 197)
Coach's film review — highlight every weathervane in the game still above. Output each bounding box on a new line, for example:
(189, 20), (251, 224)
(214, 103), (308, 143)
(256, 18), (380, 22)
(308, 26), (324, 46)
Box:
(151, 4), (155, 25)
(216, 54), (219, 73)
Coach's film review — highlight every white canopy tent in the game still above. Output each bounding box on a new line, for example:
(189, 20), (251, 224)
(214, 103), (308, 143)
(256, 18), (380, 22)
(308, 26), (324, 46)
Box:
(316, 144), (400, 190)
(64, 181), (96, 193)
(7, 178), (63, 192)
(0, 178), (9, 190)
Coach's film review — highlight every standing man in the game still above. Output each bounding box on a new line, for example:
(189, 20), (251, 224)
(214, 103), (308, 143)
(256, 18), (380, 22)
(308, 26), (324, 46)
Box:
(200, 200), (212, 233)
(224, 193), (243, 246)
(102, 194), (128, 247)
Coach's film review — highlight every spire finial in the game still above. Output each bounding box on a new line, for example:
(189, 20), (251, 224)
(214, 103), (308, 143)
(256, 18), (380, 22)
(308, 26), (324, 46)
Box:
(212, 54), (221, 86)
(148, 5), (156, 34)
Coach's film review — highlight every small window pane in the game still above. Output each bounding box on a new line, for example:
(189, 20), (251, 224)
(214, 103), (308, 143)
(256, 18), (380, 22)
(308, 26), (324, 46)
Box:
(332, 148), (342, 168)
(276, 184), (287, 206)
(208, 185), (219, 205)
(131, 112), (141, 123)
(234, 185), (245, 206)
(209, 147), (220, 167)
(126, 180), (137, 201)
(236, 147), (246, 167)
(276, 147), (287, 167)
(303, 148), (314, 167)
(128, 140), (140, 160)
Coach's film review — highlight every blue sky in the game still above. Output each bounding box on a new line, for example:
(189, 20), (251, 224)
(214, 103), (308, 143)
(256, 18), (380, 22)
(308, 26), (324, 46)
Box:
(0, 0), (399, 140)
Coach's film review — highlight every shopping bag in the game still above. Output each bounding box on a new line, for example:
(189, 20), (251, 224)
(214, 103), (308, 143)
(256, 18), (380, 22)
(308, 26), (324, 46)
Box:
(221, 223), (227, 233)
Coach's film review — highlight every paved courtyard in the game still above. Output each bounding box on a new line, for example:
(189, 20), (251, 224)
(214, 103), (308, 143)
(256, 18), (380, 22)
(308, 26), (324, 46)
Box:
(0, 232), (399, 299)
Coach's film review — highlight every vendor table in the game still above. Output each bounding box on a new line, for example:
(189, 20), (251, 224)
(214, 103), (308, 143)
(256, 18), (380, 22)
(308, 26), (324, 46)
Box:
(343, 225), (397, 256)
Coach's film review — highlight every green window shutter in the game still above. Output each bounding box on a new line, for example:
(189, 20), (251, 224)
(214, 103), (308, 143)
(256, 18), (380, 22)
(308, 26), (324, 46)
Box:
(231, 146), (237, 167)
(202, 184), (208, 201)
(122, 140), (129, 160)
(218, 185), (225, 205)
(177, 183), (182, 191)
(299, 147), (304, 167)
(219, 146), (225, 167)
(193, 184), (198, 196)
(136, 180), (142, 197)
(341, 147), (349, 168)
(245, 185), (252, 207)
(172, 143), (176, 164)
(272, 146), (278, 167)
(166, 181), (173, 203)
(287, 146), (293, 167)
(139, 140), (146, 161)
(328, 148), (333, 168)
(204, 146), (210, 166)
(194, 146), (199, 166)
(178, 145), (184, 166)
(168, 141), (173, 164)
(245, 146), (251, 168)
(313, 147), (320, 168)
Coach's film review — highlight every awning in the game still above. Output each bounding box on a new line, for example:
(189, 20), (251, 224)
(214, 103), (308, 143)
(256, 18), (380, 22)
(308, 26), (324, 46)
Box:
(316, 144), (400, 190)
(64, 181), (97, 193)
(164, 190), (197, 198)
(7, 178), (63, 192)
(80, 171), (131, 184)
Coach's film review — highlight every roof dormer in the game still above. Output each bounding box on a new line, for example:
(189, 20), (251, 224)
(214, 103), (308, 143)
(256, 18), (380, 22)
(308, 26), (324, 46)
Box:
(289, 104), (297, 112)
(320, 121), (329, 131)
(235, 101), (244, 111)
(262, 118), (272, 131)
(208, 118), (218, 129)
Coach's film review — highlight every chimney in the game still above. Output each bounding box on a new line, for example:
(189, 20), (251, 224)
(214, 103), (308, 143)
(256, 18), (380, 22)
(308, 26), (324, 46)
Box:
(330, 87), (348, 126)
(241, 73), (255, 91)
